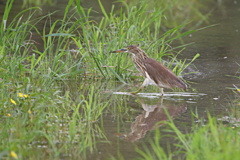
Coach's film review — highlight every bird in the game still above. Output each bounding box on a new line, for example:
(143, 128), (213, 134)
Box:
(111, 45), (187, 95)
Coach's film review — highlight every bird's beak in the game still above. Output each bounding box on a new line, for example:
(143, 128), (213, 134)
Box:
(111, 48), (128, 53)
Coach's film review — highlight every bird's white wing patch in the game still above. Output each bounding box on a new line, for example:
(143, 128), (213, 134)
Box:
(142, 71), (157, 87)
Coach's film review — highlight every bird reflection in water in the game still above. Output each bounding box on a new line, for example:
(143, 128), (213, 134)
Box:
(114, 97), (187, 142)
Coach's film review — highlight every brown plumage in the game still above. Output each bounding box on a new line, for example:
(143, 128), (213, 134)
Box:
(111, 45), (187, 95)
(143, 58), (187, 89)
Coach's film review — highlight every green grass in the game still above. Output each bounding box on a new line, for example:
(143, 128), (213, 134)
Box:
(68, 0), (202, 81)
(185, 117), (240, 160)
(1, 0), (201, 82)
(0, 82), (109, 159)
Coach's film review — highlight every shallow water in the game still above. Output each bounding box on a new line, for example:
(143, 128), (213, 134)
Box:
(1, 0), (240, 159)
(86, 1), (240, 159)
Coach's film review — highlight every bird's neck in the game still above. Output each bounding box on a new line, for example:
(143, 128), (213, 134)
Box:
(131, 51), (149, 76)
(134, 51), (149, 60)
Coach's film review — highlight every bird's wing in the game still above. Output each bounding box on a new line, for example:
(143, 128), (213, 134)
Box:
(144, 58), (187, 89)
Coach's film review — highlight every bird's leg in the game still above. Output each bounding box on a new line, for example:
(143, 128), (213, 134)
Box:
(130, 80), (146, 94)
(130, 85), (143, 94)
(160, 88), (164, 96)
(156, 96), (164, 112)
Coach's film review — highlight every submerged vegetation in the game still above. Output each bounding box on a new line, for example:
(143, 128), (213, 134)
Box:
(1, 0), (238, 159)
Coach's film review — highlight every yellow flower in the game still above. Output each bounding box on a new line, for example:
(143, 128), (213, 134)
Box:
(10, 99), (17, 105)
(28, 109), (32, 114)
(10, 151), (18, 159)
(7, 113), (11, 117)
(18, 93), (29, 98)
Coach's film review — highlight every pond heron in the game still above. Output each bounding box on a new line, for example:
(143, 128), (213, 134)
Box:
(111, 45), (187, 95)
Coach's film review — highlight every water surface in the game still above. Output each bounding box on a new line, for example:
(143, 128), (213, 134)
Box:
(87, 1), (240, 159)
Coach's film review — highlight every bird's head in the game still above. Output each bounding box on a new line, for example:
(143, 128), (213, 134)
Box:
(111, 44), (142, 56)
